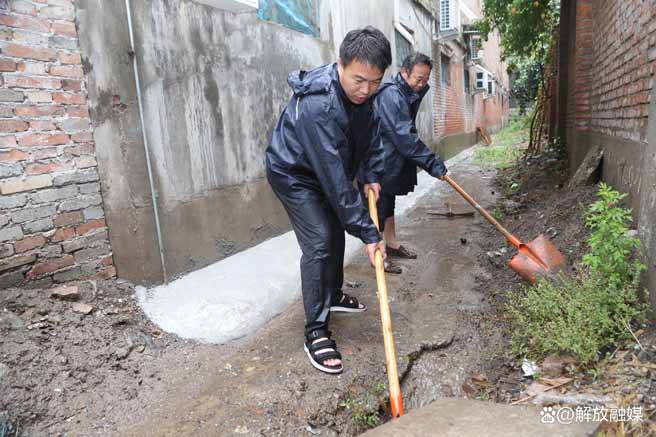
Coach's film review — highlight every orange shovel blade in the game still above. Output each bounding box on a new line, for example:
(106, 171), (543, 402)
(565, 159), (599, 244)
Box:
(509, 234), (566, 284)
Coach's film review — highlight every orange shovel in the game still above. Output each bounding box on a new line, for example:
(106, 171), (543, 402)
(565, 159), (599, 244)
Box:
(367, 188), (403, 419)
(443, 175), (566, 284)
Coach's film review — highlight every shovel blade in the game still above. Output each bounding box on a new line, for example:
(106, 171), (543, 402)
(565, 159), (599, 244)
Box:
(509, 234), (566, 284)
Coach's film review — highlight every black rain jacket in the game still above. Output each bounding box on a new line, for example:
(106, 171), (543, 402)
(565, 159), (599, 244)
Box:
(374, 73), (447, 195)
(265, 63), (383, 244)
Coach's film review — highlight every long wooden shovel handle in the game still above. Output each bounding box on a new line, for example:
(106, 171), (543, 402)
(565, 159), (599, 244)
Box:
(367, 188), (404, 419)
(442, 175), (522, 249)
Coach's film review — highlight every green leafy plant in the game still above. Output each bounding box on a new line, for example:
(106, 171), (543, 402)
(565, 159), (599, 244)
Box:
(583, 183), (644, 290)
(339, 384), (384, 429)
(505, 184), (647, 366)
(491, 207), (505, 221)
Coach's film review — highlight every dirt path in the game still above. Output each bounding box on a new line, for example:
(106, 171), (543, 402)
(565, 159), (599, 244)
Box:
(2, 149), (507, 436)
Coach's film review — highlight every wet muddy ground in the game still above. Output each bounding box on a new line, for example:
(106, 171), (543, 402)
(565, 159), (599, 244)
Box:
(2, 149), (509, 436)
(5, 144), (651, 436)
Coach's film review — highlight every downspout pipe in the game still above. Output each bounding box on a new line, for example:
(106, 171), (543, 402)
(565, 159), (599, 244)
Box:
(125, 0), (168, 284)
(394, 0), (415, 48)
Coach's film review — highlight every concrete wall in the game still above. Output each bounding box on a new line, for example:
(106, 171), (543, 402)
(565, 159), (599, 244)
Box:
(0, 0), (115, 288)
(77, 0), (438, 284)
(556, 0), (656, 306)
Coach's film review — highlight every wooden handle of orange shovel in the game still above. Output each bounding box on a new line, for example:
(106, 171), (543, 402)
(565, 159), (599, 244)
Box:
(442, 175), (522, 249)
(367, 188), (404, 419)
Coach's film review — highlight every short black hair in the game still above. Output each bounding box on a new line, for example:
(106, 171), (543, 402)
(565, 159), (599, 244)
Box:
(401, 52), (433, 74)
(339, 26), (392, 73)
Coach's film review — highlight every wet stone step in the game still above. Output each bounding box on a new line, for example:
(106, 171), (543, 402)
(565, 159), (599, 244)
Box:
(363, 398), (599, 437)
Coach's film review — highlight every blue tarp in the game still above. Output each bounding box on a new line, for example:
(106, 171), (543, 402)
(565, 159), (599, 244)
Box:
(258, 0), (320, 37)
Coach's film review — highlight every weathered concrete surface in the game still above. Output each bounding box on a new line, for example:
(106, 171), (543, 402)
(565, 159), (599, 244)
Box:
(77, 0), (439, 285)
(567, 129), (645, 214)
(639, 80), (656, 307)
(76, 0), (165, 284)
(363, 398), (599, 437)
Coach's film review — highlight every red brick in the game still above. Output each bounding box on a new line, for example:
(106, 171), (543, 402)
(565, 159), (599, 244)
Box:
(25, 161), (66, 175)
(31, 147), (60, 159)
(2, 43), (57, 62)
(100, 254), (113, 267)
(18, 133), (69, 146)
(51, 21), (76, 38)
(48, 0), (74, 7)
(26, 91), (52, 103)
(0, 58), (17, 72)
(15, 235), (46, 253)
(26, 254), (74, 278)
(67, 106), (89, 118)
(76, 219), (105, 236)
(50, 227), (75, 242)
(48, 65), (83, 78)
(62, 79), (81, 91)
(54, 211), (83, 227)
(3, 75), (62, 90)
(0, 120), (29, 132)
(10, 1), (37, 16)
(29, 120), (56, 130)
(71, 132), (92, 143)
(57, 51), (81, 65)
(0, 14), (51, 32)
(0, 149), (29, 161)
(15, 105), (65, 117)
(0, 136), (17, 147)
(17, 61), (47, 75)
(0, 28), (12, 41)
(64, 143), (94, 156)
(53, 92), (85, 105)
(94, 265), (116, 280)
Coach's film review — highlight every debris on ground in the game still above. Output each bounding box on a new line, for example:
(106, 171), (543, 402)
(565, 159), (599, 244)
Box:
(467, 146), (654, 434)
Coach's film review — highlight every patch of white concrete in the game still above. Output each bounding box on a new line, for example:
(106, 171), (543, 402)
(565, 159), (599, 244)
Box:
(136, 148), (475, 343)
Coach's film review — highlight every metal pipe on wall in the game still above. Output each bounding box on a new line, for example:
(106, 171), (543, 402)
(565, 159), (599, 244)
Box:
(124, 0), (169, 283)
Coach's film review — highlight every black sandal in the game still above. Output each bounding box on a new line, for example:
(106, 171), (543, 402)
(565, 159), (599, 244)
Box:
(304, 330), (343, 374)
(330, 293), (367, 313)
(384, 259), (403, 274)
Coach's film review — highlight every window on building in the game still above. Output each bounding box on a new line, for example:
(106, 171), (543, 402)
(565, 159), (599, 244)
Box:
(440, 55), (450, 86)
(258, 0), (320, 37)
(395, 28), (413, 68)
(470, 36), (481, 60)
(475, 71), (485, 89)
(463, 66), (470, 93)
(487, 80), (495, 95)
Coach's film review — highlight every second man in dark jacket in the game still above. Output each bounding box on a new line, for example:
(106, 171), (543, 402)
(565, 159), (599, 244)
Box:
(372, 52), (448, 274)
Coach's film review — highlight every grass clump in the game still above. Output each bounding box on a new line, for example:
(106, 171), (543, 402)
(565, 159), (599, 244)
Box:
(506, 183), (647, 366)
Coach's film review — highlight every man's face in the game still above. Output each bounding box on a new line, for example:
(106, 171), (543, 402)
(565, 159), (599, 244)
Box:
(401, 63), (431, 93)
(338, 59), (385, 105)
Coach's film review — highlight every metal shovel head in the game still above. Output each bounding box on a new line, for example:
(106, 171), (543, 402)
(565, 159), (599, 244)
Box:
(509, 234), (566, 284)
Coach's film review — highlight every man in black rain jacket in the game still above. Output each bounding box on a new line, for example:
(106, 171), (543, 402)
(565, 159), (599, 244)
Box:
(265, 27), (391, 374)
(370, 52), (447, 274)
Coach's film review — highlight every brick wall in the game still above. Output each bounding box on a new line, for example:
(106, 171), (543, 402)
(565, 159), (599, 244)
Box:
(433, 36), (509, 143)
(568, 0), (655, 142)
(0, 0), (115, 287)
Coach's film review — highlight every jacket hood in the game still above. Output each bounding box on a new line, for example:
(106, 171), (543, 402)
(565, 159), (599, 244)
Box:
(287, 63), (337, 97)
